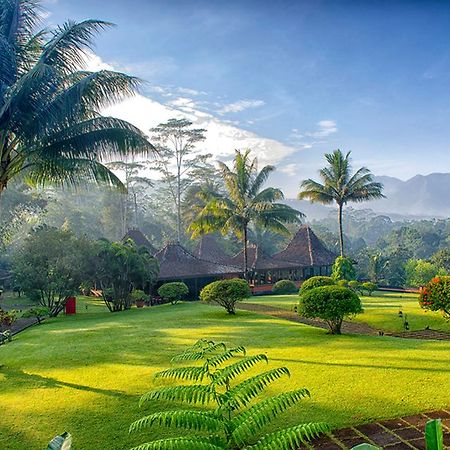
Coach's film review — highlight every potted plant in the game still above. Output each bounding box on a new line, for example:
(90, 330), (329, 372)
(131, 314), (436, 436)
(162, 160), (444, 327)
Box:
(131, 289), (148, 308)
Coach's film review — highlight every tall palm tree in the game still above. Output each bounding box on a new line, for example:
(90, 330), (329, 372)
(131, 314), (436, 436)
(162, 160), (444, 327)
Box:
(299, 150), (384, 257)
(0, 0), (154, 204)
(189, 149), (303, 278)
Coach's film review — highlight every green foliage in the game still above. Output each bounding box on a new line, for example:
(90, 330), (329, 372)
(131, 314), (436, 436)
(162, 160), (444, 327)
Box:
(47, 432), (72, 450)
(332, 256), (356, 281)
(272, 280), (297, 295)
(348, 280), (362, 294)
(158, 282), (189, 305)
(200, 279), (251, 314)
(0, 308), (18, 327)
(430, 249), (450, 273)
(130, 340), (329, 450)
(95, 239), (159, 312)
(419, 276), (450, 318)
(361, 282), (377, 296)
(405, 259), (443, 287)
(131, 290), (148, 302)
(299, 286), (363, 334)
(300, 276), (335, 293)
(425, 419), (444, 450)
(22, 307), (50, 324)
(337, 280), (349, 287)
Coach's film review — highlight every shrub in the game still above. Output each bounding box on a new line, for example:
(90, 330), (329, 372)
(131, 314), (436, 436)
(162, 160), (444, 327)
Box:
(299, 276), (335, 293)
(272, 279), (297, 294)
(0, 308), (18, 327)
(130, 289), (148, 302)
(299, 285), (363, 334)
(200, 278), (251, 314)
(22, 307), (50, 324)
(130, 339), (330, 449)
(332, 256), (356, 281)
(348, 280), (362, 294)
(158, 282), (189, 305)
(337, 279), (349, 288)
(419, 276), (450, 318)
(362, 282), (377, 296)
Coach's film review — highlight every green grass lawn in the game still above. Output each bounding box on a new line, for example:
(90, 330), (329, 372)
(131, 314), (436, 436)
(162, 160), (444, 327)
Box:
(244, 291), (450, 333)
(1, 298), (450, 449)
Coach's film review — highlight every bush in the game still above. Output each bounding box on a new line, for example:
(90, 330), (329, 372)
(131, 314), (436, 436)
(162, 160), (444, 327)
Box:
(272, 279), (298, 294)
(419, 276), (450, 318)
(348, 280), (362, 294)
(362, 282), (377, 296)
(300, 276), (335, 293)
(299, 285), (363, 334)
(337, 279), (348, 288)
(157, 282), (189, 305)
(332, 256), (356, 281)
(200, 278), (251, 314)
(130, 289), (148, 302)
(22, 307), (50, 324)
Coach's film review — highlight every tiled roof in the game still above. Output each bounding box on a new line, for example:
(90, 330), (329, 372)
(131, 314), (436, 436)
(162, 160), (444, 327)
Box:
(228, 245), (299, 271)
(194, 234), (231, 264)
(123, 229), (157, 255)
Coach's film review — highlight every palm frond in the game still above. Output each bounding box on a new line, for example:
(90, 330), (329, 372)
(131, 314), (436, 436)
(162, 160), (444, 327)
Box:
(213, 354), (268, 386)
(139, 385), (215, 407)
(155, 366), (208, 382)
(205, 346), (246, 368)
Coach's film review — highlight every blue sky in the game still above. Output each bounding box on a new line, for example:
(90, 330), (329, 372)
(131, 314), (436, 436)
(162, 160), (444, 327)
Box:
(44, 0), (450, 196)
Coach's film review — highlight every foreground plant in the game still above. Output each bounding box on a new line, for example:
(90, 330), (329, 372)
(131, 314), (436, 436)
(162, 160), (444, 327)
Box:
(130, 340), (329, 449)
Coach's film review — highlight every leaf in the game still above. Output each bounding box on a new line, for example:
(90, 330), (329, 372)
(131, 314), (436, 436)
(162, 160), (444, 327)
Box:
(350, 444), (380, 450)
(171, 341), (227, 362)
(213, 354), (269, 386)
(425, 419), (444, 450)
(139, 385), (215, 407)
(130, 436), (226, 450)
(154, 366), (208, 382)
(46, 432), (72, 450)
(206, 346), (246, 368)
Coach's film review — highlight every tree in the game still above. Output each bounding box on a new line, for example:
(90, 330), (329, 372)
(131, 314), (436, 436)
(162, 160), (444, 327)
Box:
(130, 339), (329, 449)
(419, 276), (450, 318)
(200, 278), (251, 314)
(150, 119), (208, 242)
(299, 150), (384, 256)
(405, 259), (442, 288)
(0, 0), (154, 210)
(12, 226), (93, 316)
(189, 150), (303, 278)
(94, 239), (158, 312)
(331, 256), (356, 281)
(430, 249), (450, 273)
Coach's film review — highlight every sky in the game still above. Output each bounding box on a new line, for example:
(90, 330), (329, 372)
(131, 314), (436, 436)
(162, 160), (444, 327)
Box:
(43, 0), (450, 196)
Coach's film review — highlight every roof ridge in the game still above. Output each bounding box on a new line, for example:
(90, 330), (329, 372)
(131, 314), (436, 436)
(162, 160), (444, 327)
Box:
(306, 226), (314, 265)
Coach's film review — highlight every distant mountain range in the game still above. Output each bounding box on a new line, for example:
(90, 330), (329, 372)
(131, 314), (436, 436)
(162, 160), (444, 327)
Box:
(285, 173), (450, 220)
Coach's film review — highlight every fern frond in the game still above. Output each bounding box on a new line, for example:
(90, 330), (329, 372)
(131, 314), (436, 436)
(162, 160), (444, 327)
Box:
(129, 410), (223, 433)
(214, 354), (269, 386)
(231, 389), (311, 445)
(155, 366), (208, 382)
(224, 367), (290, 408)
(139, 385), (215, 407)
(171, 342), (227, 362)
(131, 436), (226, 450)
(248, 422), (330, 450)
(206, 346), (246, 368)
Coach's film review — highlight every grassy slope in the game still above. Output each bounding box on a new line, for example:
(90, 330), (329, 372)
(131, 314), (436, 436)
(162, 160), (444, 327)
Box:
(0, 298), (449, 449)
(245, 291), (450, 333)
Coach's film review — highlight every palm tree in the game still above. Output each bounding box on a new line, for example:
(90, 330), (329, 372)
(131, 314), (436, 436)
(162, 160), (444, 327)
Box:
(0, 0), (154, 204)
(189, 149), (303, 278)
(299, 150), (384, 257)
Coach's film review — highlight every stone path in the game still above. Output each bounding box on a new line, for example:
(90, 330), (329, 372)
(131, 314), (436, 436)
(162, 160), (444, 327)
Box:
(308, 410), (450, 449)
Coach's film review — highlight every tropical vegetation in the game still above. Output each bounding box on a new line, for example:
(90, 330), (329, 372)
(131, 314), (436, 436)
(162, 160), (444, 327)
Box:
(157, 281), (189, 305)
(200, 278), (251, 314)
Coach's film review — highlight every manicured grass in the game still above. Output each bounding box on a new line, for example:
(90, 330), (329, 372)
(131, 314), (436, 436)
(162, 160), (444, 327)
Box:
(245, 291), (450, 333)
(1, 299), (449, 449)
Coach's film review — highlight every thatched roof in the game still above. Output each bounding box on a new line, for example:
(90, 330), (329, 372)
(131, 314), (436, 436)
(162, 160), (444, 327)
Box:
(273, 225), (336, 266)
(194, 234), (231, 264)
(155, 242), (241, 280)
(229, 245), (299, 271)
(123, 229), (157, 255)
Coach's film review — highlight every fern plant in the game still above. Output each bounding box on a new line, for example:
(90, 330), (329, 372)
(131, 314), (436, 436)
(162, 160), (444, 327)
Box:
(130, 340), (329, 449)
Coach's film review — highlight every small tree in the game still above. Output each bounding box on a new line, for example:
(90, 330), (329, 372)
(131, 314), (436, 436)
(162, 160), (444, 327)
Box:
(300, 276), (335, 293)
(22, 307), (50, 324)
(129, 339), (329, 449)
(299, 285), (363, 334)
(272, 280), (298, 294)
(419, 276), (450, 318)
(200, 278), (251, 314)
(157, 282), (189, 305)
(405, 259), (442, 288)
(348, 280), (363, 294)
(332, 256), (356, 281)
(362, 282), (377, 296)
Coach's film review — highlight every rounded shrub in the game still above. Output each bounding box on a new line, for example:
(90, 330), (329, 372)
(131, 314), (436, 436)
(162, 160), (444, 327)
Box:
(200, 278), (251, 314)
(337, 279), (349, 288)
(298, 285), (363, 334)
(362, 282), (377, 296)
(272, 279), (298, 295)
(157, 282), (189, 305)
(419, 276), (450, 318)
(300, 276), (335, 293)
(348, 280), (362, 293)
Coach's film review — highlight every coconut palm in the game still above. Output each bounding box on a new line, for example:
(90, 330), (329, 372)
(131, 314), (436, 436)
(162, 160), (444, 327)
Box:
(299, 150), (384, 256)
(189, 149), (303, 278)
(0, 0), (154, 204)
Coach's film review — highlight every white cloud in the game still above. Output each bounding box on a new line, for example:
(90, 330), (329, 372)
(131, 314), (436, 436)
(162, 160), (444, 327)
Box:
(176, 87), (206, 96)
(218, 99), (265, 114)
(306, 120), (338, 138)
(278, 163), (301, 177)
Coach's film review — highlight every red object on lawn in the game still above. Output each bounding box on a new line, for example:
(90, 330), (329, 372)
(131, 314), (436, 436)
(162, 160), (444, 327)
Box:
(65, 296), (76, 315)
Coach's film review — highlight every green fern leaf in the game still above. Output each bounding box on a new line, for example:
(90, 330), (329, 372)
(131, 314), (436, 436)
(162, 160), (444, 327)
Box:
(224, 367), (290, 408)
(129, 410), (223, 433)
(139, 385), (215, 407)
(155, 366), (208, 382)
(130, 436), (226, 450)
(214, 354), (269, 386)
(231, 389), (311, 445)
(247, 422), (330, 450)
(171, 341), (227, 362)
(206, 346), (246, 368)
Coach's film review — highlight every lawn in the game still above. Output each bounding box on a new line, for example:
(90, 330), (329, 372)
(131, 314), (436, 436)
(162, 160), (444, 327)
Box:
(1, 298), (449, 449)
(244, 291), (450, 333)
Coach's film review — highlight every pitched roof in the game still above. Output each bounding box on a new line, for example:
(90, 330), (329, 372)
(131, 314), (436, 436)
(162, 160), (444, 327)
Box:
(273, 225), (336, 266)
(194, 234), (231, 264)
(155, 242), (241, 280)
(229, 245), (299, 271)
(123, 229), (157, 255)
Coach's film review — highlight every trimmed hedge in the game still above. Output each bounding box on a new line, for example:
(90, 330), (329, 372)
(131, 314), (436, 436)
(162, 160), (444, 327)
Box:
(157, 282), (189, 305)
(300, 276), (335, 293)
(272, 280), (297, 295)
(200, 278), (251, 314)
